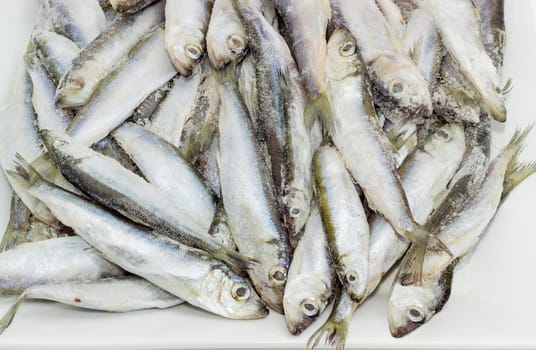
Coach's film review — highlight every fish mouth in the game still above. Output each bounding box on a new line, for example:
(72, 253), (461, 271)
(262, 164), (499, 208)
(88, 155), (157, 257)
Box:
(389, 320), (423, 338)
(286, 316), (314, 335)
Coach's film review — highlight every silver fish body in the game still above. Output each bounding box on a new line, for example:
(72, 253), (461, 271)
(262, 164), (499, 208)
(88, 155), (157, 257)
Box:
(112, 122), (216, 233)
(324, 28), (444, 252)
(55, 2), (165, 108)
(66, 28), (177, 147)
(218, 77), (290, 313)
(416, 0), (506, 122)
(0, 236), (124, 295)
(376, 0), (406, 38)
(44, 0), (107, 48)
(329, 0), (432, 116)
(42, 130), (248, 274)
(9, 168), (268, 320)
(165, 0), (211, 75)
(473, 0), (506, 71)
(308, 123), (466, 349)
(388, 129), (533, 337)
(31, 30), (80, 84)
(283, 207), (334, 335)
(313, 145), (369, 302)
(273, 0), (331, 98)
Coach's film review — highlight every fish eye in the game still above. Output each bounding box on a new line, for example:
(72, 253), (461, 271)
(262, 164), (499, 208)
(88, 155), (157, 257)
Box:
(300, 298), (319, 317)
(290, 208), (300, 217)
(339, 42), (356, 57)
(185, 44), (203, 61)
(407, 307), (425, 323)
(345, 271), (359, 284)
(434, 129), (452, 142)
(269, 265), (288, 285)
(389, 80), (405, 94)
(231, 283), (251, 301)
(227, 34), (246, 54)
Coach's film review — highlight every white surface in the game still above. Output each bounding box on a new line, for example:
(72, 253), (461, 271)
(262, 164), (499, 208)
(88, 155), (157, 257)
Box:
(0, 1), (536, 349)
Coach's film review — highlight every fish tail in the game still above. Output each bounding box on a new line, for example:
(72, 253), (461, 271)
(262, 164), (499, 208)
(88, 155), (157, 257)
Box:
(406, 224), (453, 255)
(304, 92), (332, 142)
(307, 317), (349, 350)
(7, 154), (44, 189)
(502, 161), (536, 200)
(0, 292), (28, 335)
(212, 246), (258, 276)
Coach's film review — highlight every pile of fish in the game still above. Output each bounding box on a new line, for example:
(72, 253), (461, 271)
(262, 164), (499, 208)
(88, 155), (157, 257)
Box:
(0, 0), (533, 348)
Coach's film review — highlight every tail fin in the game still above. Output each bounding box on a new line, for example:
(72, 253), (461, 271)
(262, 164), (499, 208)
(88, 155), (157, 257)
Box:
(307, 317), (349, 350)
(502, 161), (536, 200)
(405, 224), (453, 255)
(0, 293), (28, 336)
(6, 154), (44, 191)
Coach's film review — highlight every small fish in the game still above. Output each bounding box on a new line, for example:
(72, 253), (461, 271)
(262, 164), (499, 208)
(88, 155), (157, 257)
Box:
(313, 145), (369, 302)
(329, 0), (432, 116)
(44, 0), (107, 48)
(42, 130), (252, 274)
(165, 0), (212, 75)
(415, 0), (507, 122)
(273, 0), (331, 98)
(0, 277), (184, 335)
(110, 0), (161, 14)
(388, 128), (536, 337)
(8, 162), (268, 320)
(283, 207), (335, 335)
(308, 124), (466, 350)
(66, 28), (177, 147)
(55, 2), (165, 108)
(206, 0), (247, 69)
(217, 72), (290, 313)
(324, 27), (448, 252)
(473, 0), (506, 72)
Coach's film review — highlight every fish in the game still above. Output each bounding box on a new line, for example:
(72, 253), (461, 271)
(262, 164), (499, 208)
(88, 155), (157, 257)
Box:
(329, 0), (432, 116)
(165, 0), (212, 75)
(110, 0), (161, 14)
(112, 122), (217, 233)
(388, 128), (536, 337)
(415, 0), (506, 122)
(31, 30), (80, 85)
(0, 277), (183, 335)
(313, 145), (369, 302)
(283, 207), (335, 335)
(473, 0), (506, 72)
(273, 0), (331, 98)
(308, 123), (466, 350)
(44, 0), (107, 48)
(66, 28), (177, 147)
(128, 79), (174, 126)
(0, 67), (58, 228)
(0, 195), (31, 252)
(217, 71), (290, 313)
(8, 161), (268, 320)
(238, 54), (258, 124)
(323, 27), (448, 252)
(42, 130), (252, 274)
(55, 1), (165, 108)
(0, 236), (124, 295)
(376, 0), (406, 38)
(206, 0), (247, 69)
(25, 53), (72, 133)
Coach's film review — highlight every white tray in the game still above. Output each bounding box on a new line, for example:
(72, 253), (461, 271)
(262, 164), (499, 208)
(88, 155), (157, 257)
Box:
(0, 1), (535, 349)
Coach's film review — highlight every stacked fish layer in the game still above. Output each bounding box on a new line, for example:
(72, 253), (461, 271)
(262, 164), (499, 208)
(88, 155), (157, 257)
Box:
(0, 0), (533, 349)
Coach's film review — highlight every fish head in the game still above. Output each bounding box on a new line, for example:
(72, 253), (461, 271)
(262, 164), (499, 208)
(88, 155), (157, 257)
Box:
(387, 282), (435, 337)
(283, 188), (311, 245)
(371, 54), (433, 117)
(207, 33), (247, 69)
(202, 266), (269, 319)
(424, 123), (466, 163)
(325, 28), (363, 82)
(166, 27), (205, 76)
(283, 278), (331, 335)
(388, 262), (454, 338)
(55, 73), (90, 108)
